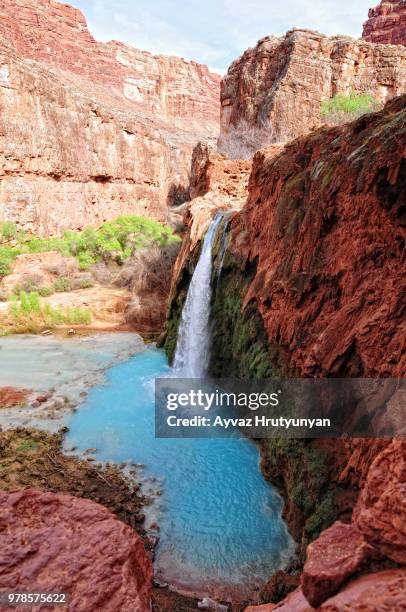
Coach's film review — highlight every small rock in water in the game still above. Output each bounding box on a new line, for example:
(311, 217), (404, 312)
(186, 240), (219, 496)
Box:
(198, 598), (228, 611)
(36, 393), (51, 403)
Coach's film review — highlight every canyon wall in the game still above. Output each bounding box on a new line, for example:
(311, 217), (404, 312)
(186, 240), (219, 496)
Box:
(0, 0), (220, 234)
(363, 0), (406, 46)
(165, 96), (406, 601)
(220, 29), (406, 142)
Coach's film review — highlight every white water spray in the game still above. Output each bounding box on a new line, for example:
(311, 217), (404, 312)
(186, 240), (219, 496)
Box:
(173, 214), (223, 377)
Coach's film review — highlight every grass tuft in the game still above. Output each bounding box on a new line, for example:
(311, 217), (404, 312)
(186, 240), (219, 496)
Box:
(2, 291), (92, 334)
(321, 92), (381, 125)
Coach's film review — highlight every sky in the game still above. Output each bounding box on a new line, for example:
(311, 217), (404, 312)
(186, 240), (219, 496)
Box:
(73, 0), (375, 73)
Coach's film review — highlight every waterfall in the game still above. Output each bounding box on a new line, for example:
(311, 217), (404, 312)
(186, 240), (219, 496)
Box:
(173, 214), (223, 377)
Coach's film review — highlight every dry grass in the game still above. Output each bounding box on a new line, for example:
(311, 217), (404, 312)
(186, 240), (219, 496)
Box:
(114, 243), (180, 299)
(217, 119), (275, 160)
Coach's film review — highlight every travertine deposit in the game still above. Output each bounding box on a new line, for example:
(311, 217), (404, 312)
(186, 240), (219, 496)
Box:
(221, 29), (406, 142)
(363, 0), (406, 46)
(0, 0), (220, 234)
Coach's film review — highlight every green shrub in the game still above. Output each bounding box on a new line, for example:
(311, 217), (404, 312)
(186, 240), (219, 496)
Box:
(6, 291), (92, 332)
(53, 276), (72, 292)
(0, 246), (19, 277)
(0, 215), (180, 277)
(321, 92), (381, 125)
(0, 221), (18, 242)
(38, 285), (54, 297)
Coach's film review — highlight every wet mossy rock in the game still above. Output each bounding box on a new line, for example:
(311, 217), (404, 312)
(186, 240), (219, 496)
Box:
(164, 217), (278, 378)
(209, 245), (278, 378)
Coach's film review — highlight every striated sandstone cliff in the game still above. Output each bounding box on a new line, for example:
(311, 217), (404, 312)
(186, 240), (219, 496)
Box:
(363, 0), (406, 46)
(0, 0), (220, 234)
(221, 29), (406, 142)
(0, 0), (220, 127)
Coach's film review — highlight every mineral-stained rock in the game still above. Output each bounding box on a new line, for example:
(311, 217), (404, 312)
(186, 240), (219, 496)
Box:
(0, 0), (220, 234)
(300, 522), (376, 607)
(236, 94), (406, 379)
(363, 1), (406, 46)
(354, 437), (406, 563)
(221, 29), (406, 142)
(246, 570), (406, 611)
(189, 143), (252, 200)
(0, 387), (31, 408)
(320, 569), (406, 611)
(0, 489), (152, 611)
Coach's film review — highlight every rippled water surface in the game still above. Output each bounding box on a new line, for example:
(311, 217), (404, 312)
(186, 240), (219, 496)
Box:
(65, 346), (294, 598)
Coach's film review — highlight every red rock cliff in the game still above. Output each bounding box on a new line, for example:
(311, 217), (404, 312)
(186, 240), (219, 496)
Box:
(0, 0), (220, 126)
(231, 95), (406, 609)
(235, 94), (405, 378)
(221, 29), (406, 142)
(0, 0), (220, 234)
(363, 0), (406, 46)
(166, 96), (406, 608)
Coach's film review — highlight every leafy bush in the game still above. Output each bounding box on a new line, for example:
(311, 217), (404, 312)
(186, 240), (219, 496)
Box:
(321, 92), (381, 125)
(53, 276), (72, 292)
(0, 221), (19, 242)
(38, 286), (54, 297)
(0, 215), (180, 277)
(217, 120), (275, 160)
(0, 246), (19, 277)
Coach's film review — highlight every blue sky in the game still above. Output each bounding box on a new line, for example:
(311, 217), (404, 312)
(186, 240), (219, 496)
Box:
(73, 0), (374, 73)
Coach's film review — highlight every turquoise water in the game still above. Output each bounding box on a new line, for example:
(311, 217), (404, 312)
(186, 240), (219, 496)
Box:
(65, 346), (294, 599)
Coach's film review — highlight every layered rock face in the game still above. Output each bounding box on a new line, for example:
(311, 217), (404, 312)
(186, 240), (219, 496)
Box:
(0, 0), (220, 126)
(246, 438), (406, 611)
(221, 29), (406, 142)
(166, 96), (406, 607)
(235, 95), (405, 379)
(0, 0), (220, 234)
(0, 489), (152, 611)
(363, 1), (406, 46)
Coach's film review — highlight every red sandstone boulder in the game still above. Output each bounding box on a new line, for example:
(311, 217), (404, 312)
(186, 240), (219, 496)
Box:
(320, 569), (406, 611)
(245, 588), (311, 611)
(354, 437), (406, 563)
(246, 570), (406, 611)
(0, 489), (152, 611)
(300, 522), (376, 607)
